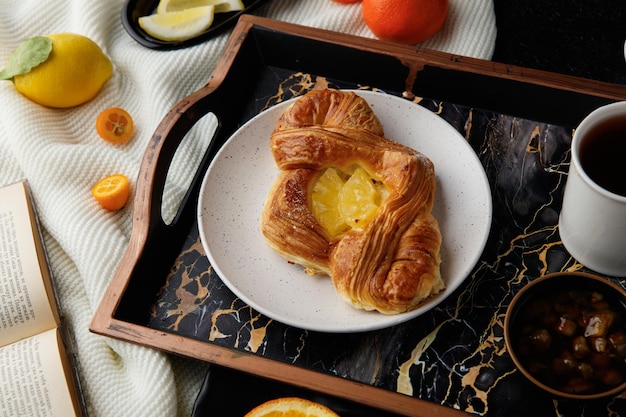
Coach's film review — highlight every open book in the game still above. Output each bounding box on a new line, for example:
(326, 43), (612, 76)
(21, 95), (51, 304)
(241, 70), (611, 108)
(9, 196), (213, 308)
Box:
(0, 181), (85, 417)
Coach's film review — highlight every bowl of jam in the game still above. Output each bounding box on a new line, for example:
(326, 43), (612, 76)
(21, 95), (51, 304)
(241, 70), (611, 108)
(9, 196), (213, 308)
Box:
(504, 271), (626, 399)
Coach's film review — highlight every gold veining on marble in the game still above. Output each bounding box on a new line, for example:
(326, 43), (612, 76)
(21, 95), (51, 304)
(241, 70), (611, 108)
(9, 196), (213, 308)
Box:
(264, 72), (320, 109)
(397, 323), (444, 396)
(208, 304), (272, 353)
(154, 238), (211, 332)
(144, 79), (625, 416)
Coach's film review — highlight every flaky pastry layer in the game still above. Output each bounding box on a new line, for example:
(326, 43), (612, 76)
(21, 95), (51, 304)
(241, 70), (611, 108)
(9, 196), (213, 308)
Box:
(260, 89), (444, 314)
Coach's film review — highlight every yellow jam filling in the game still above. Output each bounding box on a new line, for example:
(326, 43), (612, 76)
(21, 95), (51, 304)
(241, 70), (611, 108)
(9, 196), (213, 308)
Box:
(310, 166), (388, 236)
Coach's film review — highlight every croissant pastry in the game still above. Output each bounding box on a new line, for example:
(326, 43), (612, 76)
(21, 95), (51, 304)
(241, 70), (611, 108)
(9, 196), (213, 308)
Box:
(260, 89), (444, 315)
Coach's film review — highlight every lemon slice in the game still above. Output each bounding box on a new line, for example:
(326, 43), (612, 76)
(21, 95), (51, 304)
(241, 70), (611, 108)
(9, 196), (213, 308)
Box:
(156, 0), (245, 14)
(311, 167), (349, 236)
(338, 167), (382, 230)
(139, 6), (215, 41)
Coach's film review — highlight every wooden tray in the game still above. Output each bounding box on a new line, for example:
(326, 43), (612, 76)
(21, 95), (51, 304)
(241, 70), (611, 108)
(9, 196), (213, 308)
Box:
(91, 15), (626, 417)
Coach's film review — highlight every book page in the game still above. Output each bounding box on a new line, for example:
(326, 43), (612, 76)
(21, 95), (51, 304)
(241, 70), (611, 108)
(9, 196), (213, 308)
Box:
(0, 328), (78, 417)
(0, 182), (58, 347)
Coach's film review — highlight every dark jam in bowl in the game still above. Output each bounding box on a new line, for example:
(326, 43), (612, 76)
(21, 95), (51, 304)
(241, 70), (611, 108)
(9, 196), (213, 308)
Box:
(509, 276), (626, 396)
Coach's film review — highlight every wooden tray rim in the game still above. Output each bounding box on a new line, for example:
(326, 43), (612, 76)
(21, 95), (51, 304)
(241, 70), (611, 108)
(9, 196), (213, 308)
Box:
(90, 15), (626, 417)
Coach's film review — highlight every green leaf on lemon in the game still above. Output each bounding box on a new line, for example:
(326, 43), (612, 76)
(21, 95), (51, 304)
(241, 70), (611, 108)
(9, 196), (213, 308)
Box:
(0, 37), (52, 81)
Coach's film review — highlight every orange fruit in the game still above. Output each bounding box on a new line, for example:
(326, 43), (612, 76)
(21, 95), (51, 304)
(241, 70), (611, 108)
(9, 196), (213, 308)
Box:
(96, 107), (134, 144)
(92, 174), (131, 211)
(244, 397), (340, 417)
(362, 0), (448, 45)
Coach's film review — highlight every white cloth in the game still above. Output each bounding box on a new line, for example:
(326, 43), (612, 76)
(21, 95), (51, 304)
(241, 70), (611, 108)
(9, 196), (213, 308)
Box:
(0, 1), (496, 416)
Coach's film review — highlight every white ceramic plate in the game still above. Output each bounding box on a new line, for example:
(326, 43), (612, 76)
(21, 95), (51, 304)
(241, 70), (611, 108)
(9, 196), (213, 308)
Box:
(197, 90), (492, 333)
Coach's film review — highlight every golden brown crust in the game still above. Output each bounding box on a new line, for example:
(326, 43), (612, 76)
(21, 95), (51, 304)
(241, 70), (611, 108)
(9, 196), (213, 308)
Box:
(273, 88), (385, 136)
(260, 89), (444, 314)
(260, 169), (332, 275)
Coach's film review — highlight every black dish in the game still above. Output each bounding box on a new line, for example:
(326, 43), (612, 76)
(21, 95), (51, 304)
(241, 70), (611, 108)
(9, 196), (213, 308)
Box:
(191, 365), (405, 417)
(121, 0), (270, 50)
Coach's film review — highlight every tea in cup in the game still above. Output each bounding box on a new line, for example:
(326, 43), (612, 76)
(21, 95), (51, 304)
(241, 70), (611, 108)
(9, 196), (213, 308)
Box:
(559, 101), (626, 277)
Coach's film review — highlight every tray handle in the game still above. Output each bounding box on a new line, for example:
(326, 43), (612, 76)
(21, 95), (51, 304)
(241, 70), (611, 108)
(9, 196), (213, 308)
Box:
(134, 86), (224, 237)
(93, 15), (259, 322)
(130, 16), (257, 248)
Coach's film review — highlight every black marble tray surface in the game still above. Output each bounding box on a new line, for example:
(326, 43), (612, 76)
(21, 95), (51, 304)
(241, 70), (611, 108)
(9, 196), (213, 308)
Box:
(149, 75), (625, 416)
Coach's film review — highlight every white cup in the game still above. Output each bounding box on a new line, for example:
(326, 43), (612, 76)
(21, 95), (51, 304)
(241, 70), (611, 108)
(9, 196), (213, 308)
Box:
(559, 101), (626, 277)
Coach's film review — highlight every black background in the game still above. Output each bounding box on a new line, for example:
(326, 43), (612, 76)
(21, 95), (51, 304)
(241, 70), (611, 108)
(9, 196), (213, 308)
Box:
(492, 0), (626, 84)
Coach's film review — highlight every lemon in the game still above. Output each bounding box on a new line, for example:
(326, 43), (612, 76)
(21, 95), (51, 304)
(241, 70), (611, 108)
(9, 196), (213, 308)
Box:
(13, 33), (112, 108)
(139, 6), (215, 41)
(156, 0), (245, 14)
